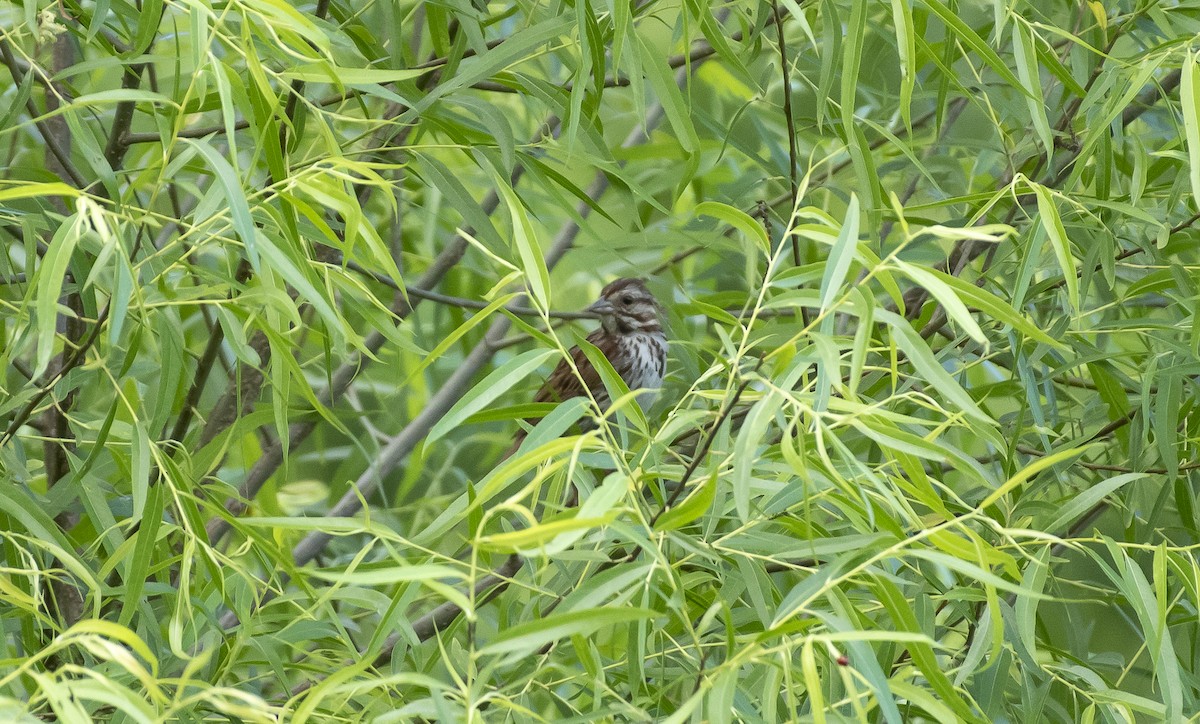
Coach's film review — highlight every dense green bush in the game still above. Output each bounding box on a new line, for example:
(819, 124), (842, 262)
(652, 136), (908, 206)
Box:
(1, 0), (1198, 720)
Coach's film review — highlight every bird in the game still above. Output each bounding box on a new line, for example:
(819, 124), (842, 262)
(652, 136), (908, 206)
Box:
(505, 277), (668, 466)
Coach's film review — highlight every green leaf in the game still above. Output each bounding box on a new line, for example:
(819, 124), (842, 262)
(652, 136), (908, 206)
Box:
(893, 259), (986, 343)
(479, 607), (659, 656)
(0, 182), (79, 202)
(981, 444), (1095, 509)
(1014, 23), (1053, 161)
(1183, 53), (1200, 214)
(655, 470), (717, 532)
(281, 64), (430, 84)
(401, 294), (519, 388)
(306, 563), (465, 586)
(427, 348), (558, 445)
(890, 0), (916, 131)
(876, 309), (994, 426)
(817, 193), (860, 333)
(919, 0), (1033, 96)
(1032, 184), (1079, 312)
(695, 201), (769, 254)
(33, 216), (82, 377)
(183, 138), (259, 270)
(493, 176), (551, 310)
(900, 264), (1063, 348)
(873, 576), (976, 720)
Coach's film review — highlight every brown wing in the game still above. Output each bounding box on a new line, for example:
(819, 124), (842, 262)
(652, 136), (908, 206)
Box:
(533, 329), (606, 404)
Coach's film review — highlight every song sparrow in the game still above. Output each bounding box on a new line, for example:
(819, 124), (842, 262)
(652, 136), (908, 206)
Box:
(507, 277), (668, 458)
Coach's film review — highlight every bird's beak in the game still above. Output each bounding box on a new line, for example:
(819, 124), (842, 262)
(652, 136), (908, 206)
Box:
(585, 299), (615, 317)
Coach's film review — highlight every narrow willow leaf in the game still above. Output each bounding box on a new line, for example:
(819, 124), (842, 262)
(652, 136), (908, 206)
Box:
(281, 64), (430, 84)
(1100, 539), (1185, 721)
(306, 564), (464, 585)
(253, 229), (341, 334)
(817, 193), (859, 332)
(401, 294), (519, 387)
(1044, 473), (1144, 532)
(1154, 371), (1182, 480)
(1181, 53), (1200, 213)
(66, 89), (177, 109)
(847, 124), (883, 231)
(576, 337), (646, 432)
(427, 349), (558, 445)
(636, 34), (698, 156)
(119, 482), (163, 627)
(905, 264), (1063, 348)
(816, 0), (838, 129)
(893, 259), (986, 343)
(920, 0), (1032, 95)
(493, 177), (550, 310)
(183, 139), (259, 269)
(706, 667), (737, 724)
(889, 0), (916, 131)
(1014, 23), (1053, 161)
(131, 0), (163, 53)
(33, 215), (82, 377)
(734, 389), (784, 523)
(64, 619), (158, 671)
(839, 0), (865, 134)
(873, 576), (976, 720)
(655, 470), (718, 532)
(0, 489), (101, 603)
(799, 640), (826, 723)
(0, 182), (79, 202)
(414, 16), (574, 113)
(1065, 57), (1164, 191)
(695, 201), (769, 254)
(249, 0), (327, 34)
(980, 444), (1095, 509)
(1032, 184), (1078, 312)
(479, 607), (659, 656)
(876, 309), (993, 426)
(482, 471), (626, 555)
(480, 512), (620, 553)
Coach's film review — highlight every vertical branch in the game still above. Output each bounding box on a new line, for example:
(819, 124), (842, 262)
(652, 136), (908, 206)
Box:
(773, 3), (801, 266)
(40, 31), (84, 630)
(102, 62), (147, 170)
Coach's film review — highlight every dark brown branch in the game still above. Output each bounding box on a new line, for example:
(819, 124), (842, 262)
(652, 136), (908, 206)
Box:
(652, 376), (755, 523)
(773, 3), (801, 266)
(103, 62), (148, 170)
(0, 40), (87, 188)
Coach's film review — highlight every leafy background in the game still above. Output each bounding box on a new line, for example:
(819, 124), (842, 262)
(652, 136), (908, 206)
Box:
(1, 0), (1199, 720)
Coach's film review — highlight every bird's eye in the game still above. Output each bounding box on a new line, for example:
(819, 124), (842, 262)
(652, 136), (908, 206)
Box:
(621, 294), (634, 305)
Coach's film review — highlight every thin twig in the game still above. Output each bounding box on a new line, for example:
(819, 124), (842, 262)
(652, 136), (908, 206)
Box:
(773, 3), (801, 266)
(332, 254), (600, 320)
(652, 376), (755, 523)
(1, 234), (146, 446)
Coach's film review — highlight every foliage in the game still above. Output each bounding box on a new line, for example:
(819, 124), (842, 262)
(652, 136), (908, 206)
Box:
(1, 0), (1199, 720)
